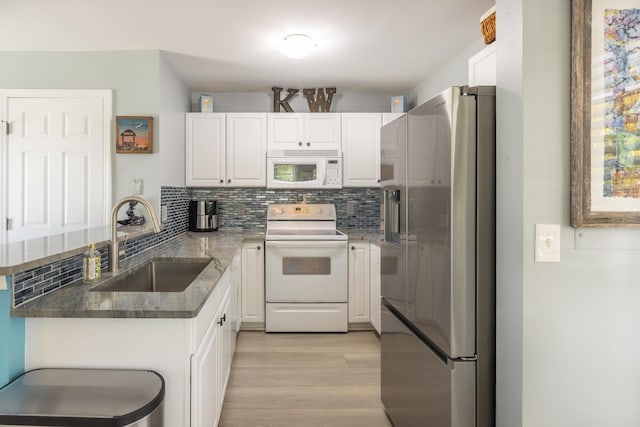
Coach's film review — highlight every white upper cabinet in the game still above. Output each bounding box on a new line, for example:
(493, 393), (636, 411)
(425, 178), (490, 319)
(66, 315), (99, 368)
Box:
(186, 113), (226, 187)
(226, 113), (267, 187)
(342, 113), (381, 187)
(268, 113), (341, 151)
(186, 113), (266, 187)
(468, 43), (496, 86)
(382, 112), (405, 126)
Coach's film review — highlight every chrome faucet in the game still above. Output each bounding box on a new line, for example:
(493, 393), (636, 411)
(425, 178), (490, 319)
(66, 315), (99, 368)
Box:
(110, 196), (162, 274)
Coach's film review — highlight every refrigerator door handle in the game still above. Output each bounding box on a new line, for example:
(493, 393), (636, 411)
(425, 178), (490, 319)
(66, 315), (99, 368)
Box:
(383, 189), (401, 242)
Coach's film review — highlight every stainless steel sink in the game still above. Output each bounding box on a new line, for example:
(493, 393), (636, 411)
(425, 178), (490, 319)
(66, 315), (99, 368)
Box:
(91, 257), (211, 292)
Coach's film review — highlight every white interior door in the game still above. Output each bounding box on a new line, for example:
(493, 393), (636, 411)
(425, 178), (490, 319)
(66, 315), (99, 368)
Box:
(2, 90), (111, 243)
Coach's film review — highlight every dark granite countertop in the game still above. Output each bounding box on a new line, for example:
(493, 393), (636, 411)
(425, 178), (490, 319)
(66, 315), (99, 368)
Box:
(11, 231), (263, 319)
(10, 229), (378, 320)
(0, 224), (160, 275)
(342, 229), (383, 244)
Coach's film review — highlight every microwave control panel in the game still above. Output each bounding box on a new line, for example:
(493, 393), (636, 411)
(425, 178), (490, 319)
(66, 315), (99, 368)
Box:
(326, 159), (341, 186)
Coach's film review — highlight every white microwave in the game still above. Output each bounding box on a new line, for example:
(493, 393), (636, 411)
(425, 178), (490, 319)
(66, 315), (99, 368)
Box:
(267, 151), (342, 189)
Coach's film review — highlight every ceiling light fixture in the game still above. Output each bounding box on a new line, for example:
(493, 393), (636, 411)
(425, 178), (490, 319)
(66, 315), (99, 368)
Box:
(278, 34), (317, 59)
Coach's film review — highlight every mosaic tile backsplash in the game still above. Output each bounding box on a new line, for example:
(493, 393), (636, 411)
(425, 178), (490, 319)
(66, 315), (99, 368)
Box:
(12, 186), (379, 306)
(188, 187), (381, 230)
(13, 186), (190, 306)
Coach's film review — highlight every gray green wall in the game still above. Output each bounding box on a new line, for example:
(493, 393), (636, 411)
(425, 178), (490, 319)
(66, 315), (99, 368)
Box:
(0, 279), (24, 387)
(412, 1), (640, 424)
(0, 50), (188, 212)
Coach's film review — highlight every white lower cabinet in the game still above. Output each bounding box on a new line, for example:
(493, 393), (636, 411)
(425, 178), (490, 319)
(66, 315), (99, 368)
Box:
(190, 295), (223, 427)
(369, 243), (381, 334)
(231, 249), (242, 335)
(348, 242), (370, 325)
(24, 251), (241, 427)
(240, 242), (265, 329)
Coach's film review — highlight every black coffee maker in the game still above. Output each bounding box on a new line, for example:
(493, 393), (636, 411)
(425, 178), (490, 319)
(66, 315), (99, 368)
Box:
(189, 200), (218, 231)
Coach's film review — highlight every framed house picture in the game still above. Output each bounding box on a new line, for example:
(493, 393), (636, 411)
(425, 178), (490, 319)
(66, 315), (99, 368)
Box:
(571, 0), (640, 226)
(116, 116), (153, 154)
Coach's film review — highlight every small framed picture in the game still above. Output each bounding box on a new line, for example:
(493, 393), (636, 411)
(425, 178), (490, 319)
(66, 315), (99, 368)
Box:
(116, 116), (153, 154)
(200, 95), (214, 113)
(391, 96), (407, 113)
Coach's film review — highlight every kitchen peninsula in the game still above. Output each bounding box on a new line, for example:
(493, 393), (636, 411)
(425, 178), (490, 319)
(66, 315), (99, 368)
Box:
(9, 230), (262, 427)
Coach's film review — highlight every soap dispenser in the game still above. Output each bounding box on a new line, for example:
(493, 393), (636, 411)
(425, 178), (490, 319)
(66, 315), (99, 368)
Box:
(82, 243), (102, 283)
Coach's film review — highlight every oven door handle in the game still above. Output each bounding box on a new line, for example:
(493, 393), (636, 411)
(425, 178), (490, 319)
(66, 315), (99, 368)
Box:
(265, 240), (348, 248)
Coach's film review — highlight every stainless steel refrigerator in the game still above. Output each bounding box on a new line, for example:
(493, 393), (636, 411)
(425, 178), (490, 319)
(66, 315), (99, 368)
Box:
(380, 86), (495, 427)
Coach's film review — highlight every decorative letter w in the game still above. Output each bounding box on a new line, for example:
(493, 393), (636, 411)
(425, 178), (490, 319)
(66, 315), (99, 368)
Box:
(303, 87), (337, 112)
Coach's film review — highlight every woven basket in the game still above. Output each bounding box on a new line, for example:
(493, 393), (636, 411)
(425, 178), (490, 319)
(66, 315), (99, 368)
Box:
(481, 8), (496, 44)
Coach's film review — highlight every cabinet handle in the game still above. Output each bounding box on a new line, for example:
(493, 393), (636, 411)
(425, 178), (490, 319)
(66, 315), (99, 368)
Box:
(227, 179), (231, 183)
(351, 246), (355, 250)
(218, 313), (227, 326)
(377, 179), (381, 183)
(298, 142), (302, 146)
(256, 245), (261, 250)
(306, 142), (311, 147)
(219, 179), (224, 184)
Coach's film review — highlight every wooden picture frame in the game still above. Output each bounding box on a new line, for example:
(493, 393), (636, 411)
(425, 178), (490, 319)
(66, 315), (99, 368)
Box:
(116, 116), (153, 154)
(571, 0), (640, 227)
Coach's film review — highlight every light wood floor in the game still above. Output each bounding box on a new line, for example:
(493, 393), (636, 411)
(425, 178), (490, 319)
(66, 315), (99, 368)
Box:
(219, 331), (393, 427)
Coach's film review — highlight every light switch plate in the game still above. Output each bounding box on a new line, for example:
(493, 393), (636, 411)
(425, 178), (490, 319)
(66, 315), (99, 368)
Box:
(0, 276), (8, 291)
(132, 178), (143, 195)
(535, 224), (560, 262)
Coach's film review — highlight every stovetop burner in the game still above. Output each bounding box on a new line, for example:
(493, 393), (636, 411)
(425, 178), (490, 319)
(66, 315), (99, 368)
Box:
(265, 228), (347, 241)
(266, 203), (346, 241)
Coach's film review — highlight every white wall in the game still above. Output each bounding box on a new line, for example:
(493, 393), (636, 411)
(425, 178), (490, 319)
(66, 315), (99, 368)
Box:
(494, 0), (524, 425)
(158, 53), (189, 187)
(409, 38), (486, 105)
(189, 91), (399, 113)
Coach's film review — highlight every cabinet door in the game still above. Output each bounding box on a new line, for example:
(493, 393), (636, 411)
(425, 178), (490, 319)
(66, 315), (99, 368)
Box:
(382, 113), (405, 126)
(219, 291), (232, 399)
(369, 243), (381, 334)
(231, 251), (242, 335)
(241, 242), (265, 325)
(305, 113), (341, 150)
(348, 242), (370, 323)
(191, 309), (221, 427)
(267, 113), (304, 151)
(468, 43), (496, 86)
(186, 113), (226, 186)
(342, 113), (381, 187)
(226, 113), (267, 187)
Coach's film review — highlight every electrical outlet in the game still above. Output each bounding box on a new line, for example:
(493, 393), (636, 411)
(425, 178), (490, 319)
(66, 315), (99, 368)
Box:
(0, 276), (7, 291)
(160, 205), (168, 224)
(238, 203), (246, 216)
(346, 201), (356, 216)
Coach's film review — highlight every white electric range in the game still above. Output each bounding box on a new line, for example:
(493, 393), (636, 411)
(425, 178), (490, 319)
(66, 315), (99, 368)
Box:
(265, 203), (348, 332)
